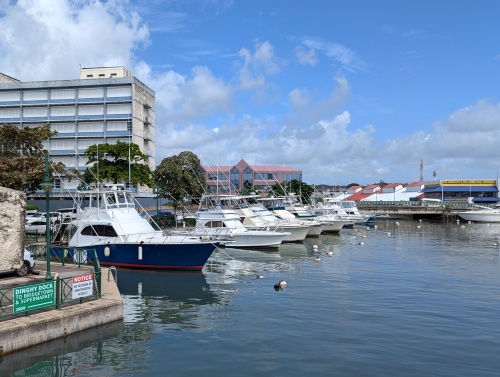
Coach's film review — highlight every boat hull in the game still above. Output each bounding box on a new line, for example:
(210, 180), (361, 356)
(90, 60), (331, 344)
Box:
(54, 242), (217, 271)
(457, 212), (500, 223)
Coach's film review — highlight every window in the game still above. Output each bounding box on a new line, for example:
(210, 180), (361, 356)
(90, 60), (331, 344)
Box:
(107, 104), (132, 115)
(51, 123), (75, 133)
(98, 74), (105, 77)
(78, 122), (104, 132)
(255, 172), (276, 180)
(50, 140), (75, 151)
(81, 225), (118, 237)
(51, 106), (75, 116)
(78, 105), (104, 116)
(0, 91), (20, 102)
(77, 139), (99, 150)
(0, 108), (20, 118)
(51, 89), (75, 100)
(53, 178), (62, 189)
(78, 87), (104, 99)
(230, 168), (240, 190)
(23, 90), (48, 101)
(208, 173), (229, 180)
(23, 107), (47, 117)
(86, 75), (93, 78)
(107, 121), (128, 131)
(107, 86), (132, 98)
(243, 168), (253, 187)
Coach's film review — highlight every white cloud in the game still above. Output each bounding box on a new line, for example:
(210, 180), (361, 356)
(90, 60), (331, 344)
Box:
(237, 40), (284, 89)
(0, 0), (149, 81)
(295, 46), (318, 66)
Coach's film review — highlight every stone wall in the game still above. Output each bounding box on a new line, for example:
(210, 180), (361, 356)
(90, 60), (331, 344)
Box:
(0, 187), (26, 271)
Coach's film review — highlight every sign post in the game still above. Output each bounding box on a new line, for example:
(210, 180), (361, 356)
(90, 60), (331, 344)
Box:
(72, 273), (94, 299)
(13, 281), (55, 314)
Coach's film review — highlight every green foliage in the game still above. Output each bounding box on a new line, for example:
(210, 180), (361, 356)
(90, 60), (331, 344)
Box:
(270, 179), (314, 204)
(154, 151), (205, 211)
(0, 124), (61, 191)
(26, 204), (39, 211)
(346, 182), (360, 188)
(82, 141), (152, 187)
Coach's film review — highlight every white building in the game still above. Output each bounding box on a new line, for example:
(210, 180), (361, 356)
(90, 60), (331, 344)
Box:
(0, 67), (155, 195)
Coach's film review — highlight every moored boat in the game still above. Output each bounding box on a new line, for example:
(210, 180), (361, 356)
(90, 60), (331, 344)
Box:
(457, 205), (500, 223)
(60, 188), (218, 270)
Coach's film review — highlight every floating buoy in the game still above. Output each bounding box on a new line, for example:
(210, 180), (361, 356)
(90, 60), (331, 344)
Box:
(256, 274), (265, 279)
(387, 232), (391, 236)
(274, 280), (287, 289)
(315, 256), (321, 263)
(359, 242), (365, 245)
(493, 243), (498, 247)
(327, 250), (333, 256)
(366, 226), (370, 231)
(374, 225), (378, 229)
(417, 225), (421, 229)
(395, 221), (400, 226)
(468, 221), (472, 224)
(461, 225), (466, 229)
(313, 245), (319, 250)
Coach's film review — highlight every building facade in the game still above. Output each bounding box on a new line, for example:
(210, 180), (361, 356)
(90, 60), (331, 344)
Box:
(200, 159), (302, 194)
(0, 67), (155, 194)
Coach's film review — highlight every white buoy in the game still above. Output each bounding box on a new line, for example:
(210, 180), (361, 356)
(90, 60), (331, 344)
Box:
(461, 225), (466, 229)
(274, 280), (287, 289)
(395, 221), (400, 226)
(374, 225), (378, 229)
(256, 275), (265, 279)
(327, 251), (333, 256)
(313, 245), (319, 250)
(359, 242), (364, 245)
(493, 243), (498, 247)
(417, 225), (421, 229)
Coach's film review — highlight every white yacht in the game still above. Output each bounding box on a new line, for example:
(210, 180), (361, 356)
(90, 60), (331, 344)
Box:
(194, 206), (289, 248)
(457, 205), (500, 223)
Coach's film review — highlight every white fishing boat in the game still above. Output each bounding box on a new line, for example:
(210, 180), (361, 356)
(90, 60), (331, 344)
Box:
(193, 206), (289, 248)
(59, 187), (218, 270)
(457, 205), (500, 223)
(257, 196), (325, 236)
(209, 194), (311, 243)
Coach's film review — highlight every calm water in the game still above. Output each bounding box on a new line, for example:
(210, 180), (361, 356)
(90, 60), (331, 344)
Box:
(4, 219), (500, 377)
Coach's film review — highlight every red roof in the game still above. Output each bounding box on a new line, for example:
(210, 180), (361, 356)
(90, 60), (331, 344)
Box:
(345, 192), (373, 201)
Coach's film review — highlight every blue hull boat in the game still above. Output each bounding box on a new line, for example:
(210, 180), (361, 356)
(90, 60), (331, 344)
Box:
(62, 188), (218, 271)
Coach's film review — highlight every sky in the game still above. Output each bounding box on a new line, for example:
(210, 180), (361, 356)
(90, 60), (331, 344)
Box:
(1, 0), (500, 186)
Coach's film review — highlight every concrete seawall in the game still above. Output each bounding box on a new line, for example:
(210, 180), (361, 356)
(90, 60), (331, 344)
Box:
(0, 267), (123, 355)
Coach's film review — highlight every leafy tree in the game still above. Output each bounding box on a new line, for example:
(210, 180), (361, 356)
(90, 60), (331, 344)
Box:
(346, 182), (360, 188)
(82, 141), (152, 187)
(0, 123), (65, 191)
(154, 151), (205, 213)
(270, 179), (314, 204)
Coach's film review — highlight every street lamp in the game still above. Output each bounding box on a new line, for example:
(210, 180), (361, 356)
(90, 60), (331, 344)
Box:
(40, 155), (53, 281)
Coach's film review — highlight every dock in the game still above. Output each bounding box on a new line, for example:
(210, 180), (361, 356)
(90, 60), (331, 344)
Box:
(0, 262), (123, 355)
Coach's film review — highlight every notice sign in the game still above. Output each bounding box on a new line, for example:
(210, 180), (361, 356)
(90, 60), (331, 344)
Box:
(13, 281), (55, 314)
(72, 273), (94, 299)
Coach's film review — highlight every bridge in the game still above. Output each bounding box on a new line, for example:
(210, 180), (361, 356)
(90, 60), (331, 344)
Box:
(356, 201), (477, 220)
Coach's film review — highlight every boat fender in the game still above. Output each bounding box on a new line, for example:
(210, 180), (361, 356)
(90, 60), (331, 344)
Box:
(138, 242), (143, 260)
(104, 243), (111, 257)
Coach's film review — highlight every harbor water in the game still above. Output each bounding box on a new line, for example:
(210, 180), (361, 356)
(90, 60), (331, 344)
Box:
(5, 219), (500, 376)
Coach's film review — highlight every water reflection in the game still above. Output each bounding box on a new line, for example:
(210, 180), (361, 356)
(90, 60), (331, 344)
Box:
(4, 321), (123, 377)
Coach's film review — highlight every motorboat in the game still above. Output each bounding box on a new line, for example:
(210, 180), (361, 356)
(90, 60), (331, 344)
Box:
(257, 196), (325, 236)
(193, 205), (289, 248)
(206, 194), (310, 243)
(59, 188), (218, 270)
(320, 197), (375, 226)
(456, 205), (500, 223)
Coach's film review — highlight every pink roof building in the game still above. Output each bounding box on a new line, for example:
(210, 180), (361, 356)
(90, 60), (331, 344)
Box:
(200, 159), (302, 194)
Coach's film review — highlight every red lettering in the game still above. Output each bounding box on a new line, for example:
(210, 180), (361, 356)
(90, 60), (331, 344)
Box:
(72, 274), (94, 284)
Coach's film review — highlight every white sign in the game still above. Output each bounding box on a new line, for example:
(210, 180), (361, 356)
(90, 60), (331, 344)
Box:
(72, 273), (94, 299)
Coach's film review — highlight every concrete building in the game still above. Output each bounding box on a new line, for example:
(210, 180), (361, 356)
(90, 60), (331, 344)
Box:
(0, 67), (155, 194)
(200, 159), (302, 194)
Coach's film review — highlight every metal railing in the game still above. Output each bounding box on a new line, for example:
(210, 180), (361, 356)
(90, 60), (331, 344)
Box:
(0, 249), (101, 319)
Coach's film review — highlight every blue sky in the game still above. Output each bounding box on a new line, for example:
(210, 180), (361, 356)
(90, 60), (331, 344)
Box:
(1, 0), (500, 185)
